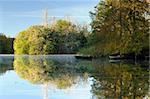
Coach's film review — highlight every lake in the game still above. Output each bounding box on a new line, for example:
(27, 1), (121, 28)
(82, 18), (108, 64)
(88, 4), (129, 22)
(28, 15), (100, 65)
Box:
(0, 55), (149, 99)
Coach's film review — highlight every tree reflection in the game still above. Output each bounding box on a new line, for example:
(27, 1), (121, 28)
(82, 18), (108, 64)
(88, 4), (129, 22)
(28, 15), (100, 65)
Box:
(13, 56), (91, 89)
(91, 62), (149, 99)
(13, 56), (149, 98)
(0, 56), (14, 75)
(14, 56), (93, 99)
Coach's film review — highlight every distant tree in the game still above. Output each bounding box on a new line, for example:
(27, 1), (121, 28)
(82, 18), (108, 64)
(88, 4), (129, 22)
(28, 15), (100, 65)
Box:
(0, 34), (6, 53)
(50, 19), (88, 54)
(7, 38), (14, 54)
(0, 33), (14, 54)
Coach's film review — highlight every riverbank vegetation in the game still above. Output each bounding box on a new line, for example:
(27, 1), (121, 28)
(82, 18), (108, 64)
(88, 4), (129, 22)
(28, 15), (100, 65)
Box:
(80, 0), (149, 58)
(14, 20), (88, 55)
(13, 56), (149, 97)
(1, 0), (149, 58)
(0, 33), (14, 54)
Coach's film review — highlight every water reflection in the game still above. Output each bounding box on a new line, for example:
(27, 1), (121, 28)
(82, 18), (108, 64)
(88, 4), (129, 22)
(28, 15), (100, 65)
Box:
(0, 55), (149, 99)
(14, 56), (91, 88)
(91, 60), (149, 99)
(0, 56), (13, 75)
(13, 56), (92, 99)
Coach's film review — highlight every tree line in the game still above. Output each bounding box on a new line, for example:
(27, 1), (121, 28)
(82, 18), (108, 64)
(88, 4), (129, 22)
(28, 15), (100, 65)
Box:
(80, 0), (149, 58)
(14, 20), (88, 55)
(0, 33), (14, 54)
(1, 0), (149, 57)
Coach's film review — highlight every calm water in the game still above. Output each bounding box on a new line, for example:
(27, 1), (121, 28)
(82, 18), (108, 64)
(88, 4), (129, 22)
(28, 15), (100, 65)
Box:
(0, 55), (149, 99)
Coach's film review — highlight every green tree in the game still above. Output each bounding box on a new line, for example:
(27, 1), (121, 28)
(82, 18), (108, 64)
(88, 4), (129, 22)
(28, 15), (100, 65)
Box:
(51, 20), (77, 35)
(14, 26), (56, 55)
(50, 19), (88, 54)
(0, 33), (14, 54)
(28, 26), (56, 54)
(0, 34), (7, 53)
(14, 20), (88, 55)
(82, 0), (149, 57)
(14, 31), (29, 54)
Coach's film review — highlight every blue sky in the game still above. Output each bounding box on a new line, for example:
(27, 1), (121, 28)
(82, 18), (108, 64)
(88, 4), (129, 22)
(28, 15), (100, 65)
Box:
(0, 0), (99, 37)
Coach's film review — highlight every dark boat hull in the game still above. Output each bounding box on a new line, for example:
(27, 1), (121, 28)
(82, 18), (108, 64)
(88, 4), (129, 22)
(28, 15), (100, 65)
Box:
(75, 55), (93, 59)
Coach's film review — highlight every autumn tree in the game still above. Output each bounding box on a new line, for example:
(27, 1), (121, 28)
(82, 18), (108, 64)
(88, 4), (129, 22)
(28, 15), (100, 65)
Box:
(14, 26), (56, 55)
(14, 19), (88, 55)
(82, 0), (149, 57)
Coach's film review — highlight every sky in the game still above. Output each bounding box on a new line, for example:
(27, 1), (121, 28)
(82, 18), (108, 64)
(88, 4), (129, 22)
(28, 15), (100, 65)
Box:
(0, 0), (99, 37)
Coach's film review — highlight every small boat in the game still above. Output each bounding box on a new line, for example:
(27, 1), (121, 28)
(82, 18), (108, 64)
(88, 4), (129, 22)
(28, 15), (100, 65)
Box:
(109, 54), (122, 59)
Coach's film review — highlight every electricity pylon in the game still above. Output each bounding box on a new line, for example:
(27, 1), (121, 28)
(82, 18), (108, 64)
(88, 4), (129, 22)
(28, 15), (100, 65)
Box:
(43, 9), (48, 27)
